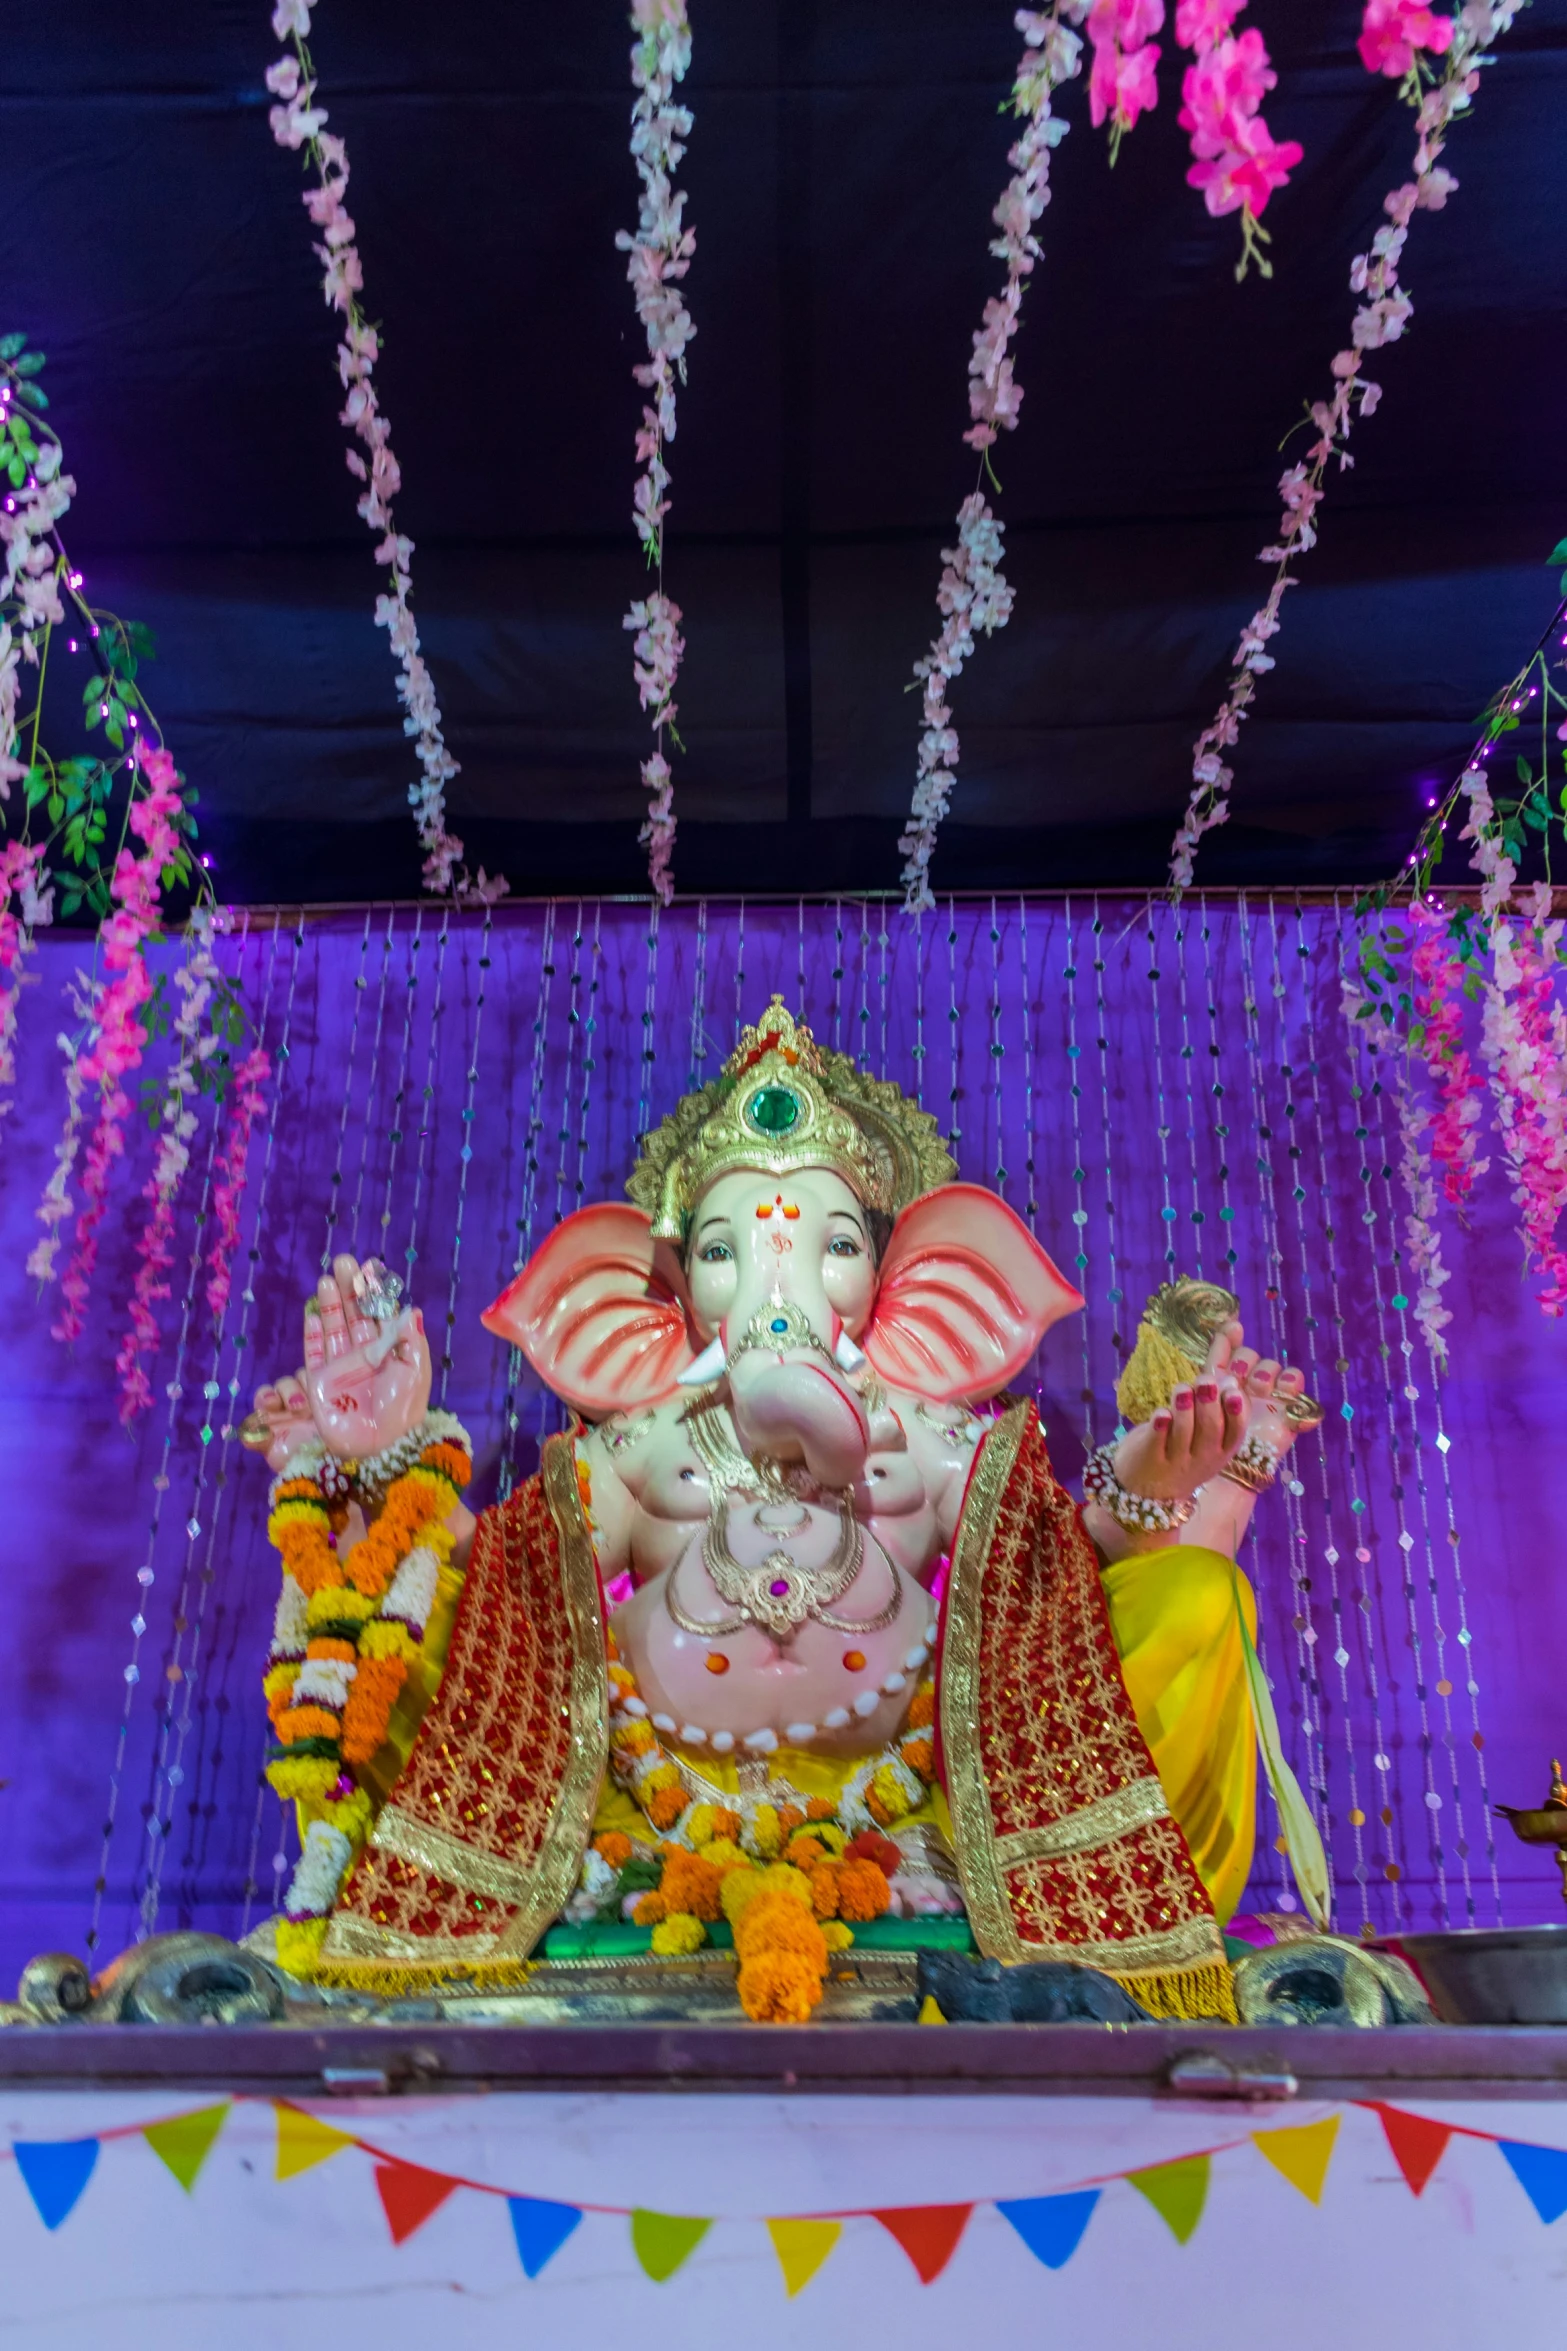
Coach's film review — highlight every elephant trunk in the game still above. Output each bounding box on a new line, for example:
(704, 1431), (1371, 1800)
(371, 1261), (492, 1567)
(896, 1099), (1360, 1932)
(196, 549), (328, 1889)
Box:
(723, 1298), (872, 1490)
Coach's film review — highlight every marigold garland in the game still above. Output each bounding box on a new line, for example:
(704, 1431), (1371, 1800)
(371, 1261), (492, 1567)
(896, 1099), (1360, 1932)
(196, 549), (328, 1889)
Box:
(262, 1411), (471, 1952)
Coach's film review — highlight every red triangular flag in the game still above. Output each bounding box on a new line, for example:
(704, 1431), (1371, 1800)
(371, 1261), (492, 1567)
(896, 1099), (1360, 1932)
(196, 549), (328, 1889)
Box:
(872, 2204), (973, 2283)
(374, 2159), (458, 2245)
(1373, 2105), (1453, 2198)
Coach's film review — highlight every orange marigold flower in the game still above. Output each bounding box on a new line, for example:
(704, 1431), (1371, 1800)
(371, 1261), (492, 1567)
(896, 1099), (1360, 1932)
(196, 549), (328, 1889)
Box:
(646, 1784), (686, 1831)
(808, 1861), (841, 1919)
(340, 1656), (406, 1763)
(738, 1951), (825, 2023)
(837, 1857), (893, 1922)
(276, 1705), (341, 1744)
(659, 1851), (722, 1923)
(633, 1892), (669, 1926)
(304, 1637), (357, 1663)
(906, 1689), (935, 1731)
(805, 1797), (837, 1822)
(733, 1893), (829, 1969)
(902, 1737), (935, 1780)
(710, 1806), (743, 1842)
(593, 1832), (634, 1869)
(784, 1834), (826, 1872)
(776, 1805), (805, 1837)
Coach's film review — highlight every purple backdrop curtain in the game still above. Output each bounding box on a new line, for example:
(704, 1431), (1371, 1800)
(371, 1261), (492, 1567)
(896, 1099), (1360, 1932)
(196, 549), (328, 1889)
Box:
(1, 894), (1559, 1985)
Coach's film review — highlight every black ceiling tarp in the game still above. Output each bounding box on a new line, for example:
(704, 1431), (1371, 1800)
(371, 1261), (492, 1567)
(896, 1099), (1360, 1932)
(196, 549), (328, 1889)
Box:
(9, 2), (1567, 899)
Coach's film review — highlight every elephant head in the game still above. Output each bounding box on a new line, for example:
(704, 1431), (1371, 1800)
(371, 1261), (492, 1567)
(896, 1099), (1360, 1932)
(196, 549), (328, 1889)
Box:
(483, 1164), (1082, 1489)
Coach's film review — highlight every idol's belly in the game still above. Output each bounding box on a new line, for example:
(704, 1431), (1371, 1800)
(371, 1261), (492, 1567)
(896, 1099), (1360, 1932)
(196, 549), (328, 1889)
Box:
(613, 1506), (938, 1757)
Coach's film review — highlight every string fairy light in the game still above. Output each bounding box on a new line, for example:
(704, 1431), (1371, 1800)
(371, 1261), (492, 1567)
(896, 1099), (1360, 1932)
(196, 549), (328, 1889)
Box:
(946, 895), (961, 1155)
(402, 903), (452, 1286)
(732, 898), (746, 1044)
(1196, 897), (1238, 1277)
(347, 907), (397, 1255)
(877, 899), (891, 1079)
(1173, 904), (1206, 1274)
(375, 905), (424, 1261)
(1144, 904), (1179, 1276)
(987, 896), (1007, 1198)
(1088, 898), (1125, 1368)
(635, 901), (661, 1154)
(688, 895), (710, 1089)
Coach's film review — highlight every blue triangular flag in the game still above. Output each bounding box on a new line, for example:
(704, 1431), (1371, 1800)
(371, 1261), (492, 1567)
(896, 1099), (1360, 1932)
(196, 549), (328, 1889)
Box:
(996, 2188), (1100, 2269)
(508, 2194), (582, 2277)
(14, 2138), (99, 2231)
(1499, 2139), (1567, 2225)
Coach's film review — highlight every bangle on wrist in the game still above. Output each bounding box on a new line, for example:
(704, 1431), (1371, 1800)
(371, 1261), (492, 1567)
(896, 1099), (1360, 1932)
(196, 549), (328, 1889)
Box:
(1219, 1429), (1279, 1496)
(1082, 1441), (1198, 1534)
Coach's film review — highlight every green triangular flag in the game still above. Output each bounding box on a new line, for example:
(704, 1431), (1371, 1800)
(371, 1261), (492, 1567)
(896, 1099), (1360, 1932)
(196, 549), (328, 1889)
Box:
(142, 2103), (230, 2193)
(1128, 2154), (1209, 2245)
(630, 2208), (712, 2282)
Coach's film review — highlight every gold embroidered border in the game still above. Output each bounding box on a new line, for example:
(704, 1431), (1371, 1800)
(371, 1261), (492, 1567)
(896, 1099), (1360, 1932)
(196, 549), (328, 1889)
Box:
(319, 1908), (503, 1963)
(496, 1434), (610, 1956)
(370, 1804), (542, 1909)
(992, 1775), (1170, 1872)
(1044, 1913), (1229, 1974)
(939, 1401), (1032, 1964)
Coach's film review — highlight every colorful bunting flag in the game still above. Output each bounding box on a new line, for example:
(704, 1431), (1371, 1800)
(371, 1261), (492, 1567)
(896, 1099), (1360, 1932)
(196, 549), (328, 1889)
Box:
(509, 2195), (584, 2278)
(767, 2216), (842, 2296)
(1128, 2155), (1209, 2245)
(1252, 2116), (1340, 2206)
(997, 2189), (1100, 2270)
(142, 2103), (229, 2193)
(375, 2158), (458, 2246)
(13, 2138), (99, 2232)
(275, 2105), (357, 2183)
(1372, 2105), (1453, 2199)
(1497, 2139), (1567, 2227)
(631, 2208), (712, 2282)
(873, 2203), (973, 2283)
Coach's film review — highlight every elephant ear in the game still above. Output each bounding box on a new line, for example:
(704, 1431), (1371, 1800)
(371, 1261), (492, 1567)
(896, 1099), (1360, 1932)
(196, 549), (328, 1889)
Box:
(863, 1183), (1084, 1405)
(481, 1203), (697, 1416)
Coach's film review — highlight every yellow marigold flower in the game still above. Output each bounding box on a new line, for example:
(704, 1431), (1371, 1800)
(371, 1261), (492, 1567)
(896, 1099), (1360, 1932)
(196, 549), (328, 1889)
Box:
(359, 1619), (417, 1663)
(265, 1754), (338, 1802)
(748, 1803), (782, 1860)
(651, 1912), (707, 1957)
(274, 1917), (329, 1978)
(614, 1718), (657, 1757)
(306, 1585), (375, 1628)
(811, 1822), (848, 1855)
(696, 1837), (747, 1872)
(870, 1763), (912, 1821)
(821, 1920), (855, 1952)
(262, 1663), (299, 1702)
(685, 1803), (717, 1849)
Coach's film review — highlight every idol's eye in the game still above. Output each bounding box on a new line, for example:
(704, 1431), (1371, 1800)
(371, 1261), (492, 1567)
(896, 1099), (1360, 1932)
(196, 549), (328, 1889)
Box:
(827, 1236), (861, 1258)
(698, 1240), (734, 1264)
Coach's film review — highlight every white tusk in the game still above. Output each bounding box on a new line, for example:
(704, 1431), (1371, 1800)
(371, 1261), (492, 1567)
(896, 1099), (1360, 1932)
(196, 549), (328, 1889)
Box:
(833, 1329), (867, 1374)
(677, 1336), (728, 1388)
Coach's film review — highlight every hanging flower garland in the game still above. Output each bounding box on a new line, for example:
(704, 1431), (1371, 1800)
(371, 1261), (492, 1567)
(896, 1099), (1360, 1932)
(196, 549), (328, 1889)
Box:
(1408, 897), (1487, 1211)
(1168, 1), (1523, 890)
(1175, 0), (1301, 279)
(1342, 953), (1453, 1362)
(615, 0), (696, 907)
(262, 1414), (472, 1975)
(265, 1), (503, 908)
(0, 838), (49, 1113)
(900, 7), (1088, 913)
(112, 906), (225, 1424)
(205, 1040), (274, 1319)
(1084, 0), (1162, 156)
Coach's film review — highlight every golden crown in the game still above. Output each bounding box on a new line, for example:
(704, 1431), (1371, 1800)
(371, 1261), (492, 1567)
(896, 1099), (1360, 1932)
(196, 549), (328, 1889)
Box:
(628, 996), (956, 1241)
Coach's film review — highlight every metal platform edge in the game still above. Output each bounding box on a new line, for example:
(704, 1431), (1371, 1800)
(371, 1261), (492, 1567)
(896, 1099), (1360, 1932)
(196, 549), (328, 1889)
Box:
(1, 2022), (1565, 2099)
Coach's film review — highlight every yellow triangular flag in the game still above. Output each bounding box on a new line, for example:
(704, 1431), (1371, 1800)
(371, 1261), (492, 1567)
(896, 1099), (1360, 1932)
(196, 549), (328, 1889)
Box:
(142, 2103), (230, 2193)
(917, 1996), (947, 2025)
(1253, 2115), (1340, 2206)
(767, 2217), (842, 2297)
(275, 2103), (358, 2182)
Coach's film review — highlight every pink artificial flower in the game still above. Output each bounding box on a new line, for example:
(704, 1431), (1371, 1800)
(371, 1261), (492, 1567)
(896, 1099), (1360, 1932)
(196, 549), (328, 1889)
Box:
(1357, 0), (1454, 79)
(1174, 0), (1243, 41)
(205, 1045), (272, 1318)
(1187, 115), (1304, 217)
(1178, 26), (1277, 150)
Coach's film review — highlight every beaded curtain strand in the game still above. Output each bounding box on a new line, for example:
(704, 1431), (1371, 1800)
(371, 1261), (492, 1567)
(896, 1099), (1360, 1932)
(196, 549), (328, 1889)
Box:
(144, 914), (304, 1933)
(347, 908), (397, 1255)
(1061, 897), (1096, 1454)
(402, 906), (451, 1288)
(1234, 901), (1328, 1910)
(497, 901), (557, 1500)
(83, 916), (284, 1959)
(1197, 901), (1238, 1279)
(1173, 909), (1207, 1271)
(319, 906), (373, 1271)
(688, 896), (710, 1089)
(375, 906), (424, 1263)
(1089, 901), (1126, 1375)
(1362, 992), (1477, 1923)
(946, 897), (961, 1154)
(1145, 909), (1178, 1278)
(438, 907), (492, 1404)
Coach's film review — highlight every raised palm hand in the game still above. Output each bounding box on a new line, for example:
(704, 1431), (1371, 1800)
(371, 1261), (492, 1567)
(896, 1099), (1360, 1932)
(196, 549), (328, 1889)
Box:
(301, 1252), (433, 1461)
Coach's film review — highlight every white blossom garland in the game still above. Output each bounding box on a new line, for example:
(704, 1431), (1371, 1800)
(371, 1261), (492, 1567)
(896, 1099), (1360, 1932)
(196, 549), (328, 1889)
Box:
(900, 7), (1086, 913)
(616, 0), (695, 907)
(1342, 961), (1452, 1362)
(1168, 0), (1526, 890)
(265, 0), (503, 907)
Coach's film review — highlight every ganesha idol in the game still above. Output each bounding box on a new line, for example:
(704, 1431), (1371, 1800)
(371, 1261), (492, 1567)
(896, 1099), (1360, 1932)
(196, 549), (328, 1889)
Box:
(247, 999), (1328, 2024)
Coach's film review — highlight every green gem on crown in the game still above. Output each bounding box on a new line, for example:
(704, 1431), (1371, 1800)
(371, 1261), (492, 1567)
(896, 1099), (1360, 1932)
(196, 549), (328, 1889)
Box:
(747, 1084), (800, 1135)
